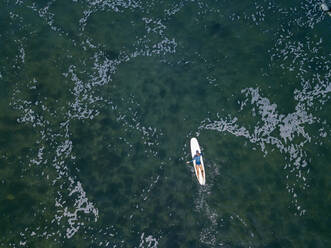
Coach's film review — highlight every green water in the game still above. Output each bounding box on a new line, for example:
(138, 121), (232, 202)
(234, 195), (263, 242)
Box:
(0, 0), (330, 247)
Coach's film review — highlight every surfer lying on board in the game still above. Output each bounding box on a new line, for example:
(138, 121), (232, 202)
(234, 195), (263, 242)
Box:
(187, 151), (204, 174)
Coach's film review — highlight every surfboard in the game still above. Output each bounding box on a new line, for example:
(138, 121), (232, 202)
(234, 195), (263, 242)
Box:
(190, 137), (206, 185)
(321, 3), (331, 16)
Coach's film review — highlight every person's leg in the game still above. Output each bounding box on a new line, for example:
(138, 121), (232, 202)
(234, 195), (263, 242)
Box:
(195, 164), (200, 177)
(200, 165), (204, 176)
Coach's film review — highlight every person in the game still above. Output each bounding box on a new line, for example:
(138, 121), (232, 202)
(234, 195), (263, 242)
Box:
(187, 150), (204, 176)
(321, 2), (331, 16)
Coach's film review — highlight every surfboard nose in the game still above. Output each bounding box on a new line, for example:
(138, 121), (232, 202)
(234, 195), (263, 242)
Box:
(321, 3), (329, 11)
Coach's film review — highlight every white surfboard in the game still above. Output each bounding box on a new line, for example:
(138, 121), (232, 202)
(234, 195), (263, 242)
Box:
(321, 3), (331, 16)
(190, 138), (206, 185)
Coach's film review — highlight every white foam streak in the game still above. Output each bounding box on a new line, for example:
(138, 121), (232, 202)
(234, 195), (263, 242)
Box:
(139, 233), (159, 248)
(202, 86), (326, 213)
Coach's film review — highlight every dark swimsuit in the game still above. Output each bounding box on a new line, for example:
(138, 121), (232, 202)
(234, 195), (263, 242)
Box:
(193, 154), (202, 165)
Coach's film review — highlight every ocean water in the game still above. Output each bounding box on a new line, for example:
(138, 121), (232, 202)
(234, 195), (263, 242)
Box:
(0, 0), (330, 247)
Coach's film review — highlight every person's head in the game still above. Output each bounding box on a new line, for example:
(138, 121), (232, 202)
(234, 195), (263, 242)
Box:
(196, 150), (200, 155)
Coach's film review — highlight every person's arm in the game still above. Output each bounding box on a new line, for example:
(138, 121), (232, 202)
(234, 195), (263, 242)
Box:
(187, 155), (196, 163)
(186, 157), (195, 164)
